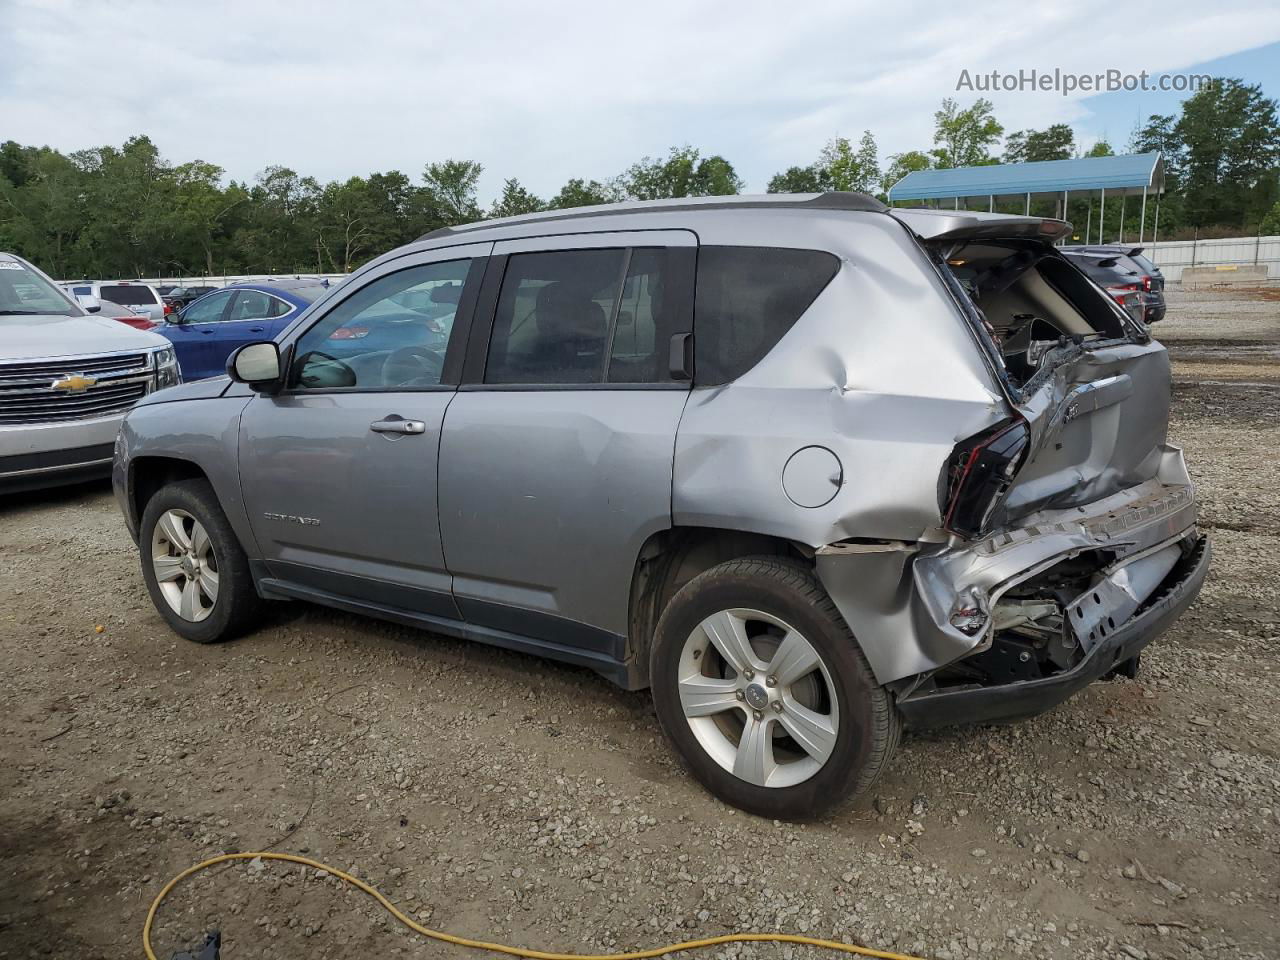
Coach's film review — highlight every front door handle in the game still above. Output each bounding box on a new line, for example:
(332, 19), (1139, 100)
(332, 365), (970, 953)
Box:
(370, 416), (426, 435)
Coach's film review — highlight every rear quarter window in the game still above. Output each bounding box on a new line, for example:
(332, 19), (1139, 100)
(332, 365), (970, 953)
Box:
(694, 246), (839, 385)
(100, 285), (159, 306)
(1131, 254), (1160, 275)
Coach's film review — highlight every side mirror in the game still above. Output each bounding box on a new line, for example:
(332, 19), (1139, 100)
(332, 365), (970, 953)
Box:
(76, 294), (102, 314)
(227, 341), (282, 388)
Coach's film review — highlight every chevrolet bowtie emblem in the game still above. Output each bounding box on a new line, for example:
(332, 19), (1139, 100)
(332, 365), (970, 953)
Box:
(51, 374), (97, 392)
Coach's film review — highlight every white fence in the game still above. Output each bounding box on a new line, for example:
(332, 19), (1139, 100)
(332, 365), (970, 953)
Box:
(61, 273), (349, 288)
(146, 274), (349, 288)
(1143, 235), (1280, 283)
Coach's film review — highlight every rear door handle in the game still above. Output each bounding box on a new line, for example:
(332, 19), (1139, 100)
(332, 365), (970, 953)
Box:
(370, 417), (426, 435)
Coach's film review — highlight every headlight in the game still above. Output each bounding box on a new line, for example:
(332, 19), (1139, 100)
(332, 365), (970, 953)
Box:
(151, 345), (181, 389)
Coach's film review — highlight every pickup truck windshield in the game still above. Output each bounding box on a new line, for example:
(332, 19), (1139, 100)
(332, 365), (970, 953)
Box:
(0, 259), (79, 317)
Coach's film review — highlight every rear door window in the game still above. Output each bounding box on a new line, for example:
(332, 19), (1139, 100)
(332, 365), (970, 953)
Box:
(100, 284), (159, 306)
(484, 247), (689, 385)
(607, 248), (685, 383)
(227, 290), (277, 322)
(485, 249), (625, 384)
(693, 246), (840, 385)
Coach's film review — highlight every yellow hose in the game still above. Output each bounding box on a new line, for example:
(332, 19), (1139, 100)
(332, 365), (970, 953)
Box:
(144, 851), (929, 960)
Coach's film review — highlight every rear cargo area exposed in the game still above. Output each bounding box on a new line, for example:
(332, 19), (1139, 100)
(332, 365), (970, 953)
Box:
(927, 227), (1177, 526)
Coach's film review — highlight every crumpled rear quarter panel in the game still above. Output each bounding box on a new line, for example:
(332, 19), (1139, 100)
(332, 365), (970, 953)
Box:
(673, 211), (1006, 546)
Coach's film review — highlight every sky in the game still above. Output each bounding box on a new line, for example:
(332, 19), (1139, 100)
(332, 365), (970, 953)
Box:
(3, 0), (1280, 203)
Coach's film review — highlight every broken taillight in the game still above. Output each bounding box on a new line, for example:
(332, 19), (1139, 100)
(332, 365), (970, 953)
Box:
(1106, 282), (1140, 304)
(942, 419), (1030, 539)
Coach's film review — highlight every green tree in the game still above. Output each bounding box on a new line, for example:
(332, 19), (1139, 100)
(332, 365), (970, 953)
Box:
(1176, 78), (1280, 228)
(690, 154), (745, 196)
(768, 132), (883, 196)
(0, 146), (88, 278)
(0, 140), (37, 189)
(1003, 124), (1074, 163)
(489, 178), (544, 218)
(1260, 198), (1280, 235)
(766, 165), (826, 193)
(931, 98), (1003, 168)
(881, 150), (932, 196)
(169, 160), (243, 275)
(1130, 115), (1181, 176)
(76, 136), (174, 277)
(621, 146), (744, 200)
(421, 160), (483, 225)
(1084, 140), (1114, 157)
(819, 131), (879, 193)
(315, 177), (377, 273)
(235, 166), (323, 273)
(548, 177), (619, 209)
(1127, 114), (1186, 235)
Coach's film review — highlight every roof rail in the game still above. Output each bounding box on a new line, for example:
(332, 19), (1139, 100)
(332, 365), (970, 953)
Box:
(417, 192), (887, 241)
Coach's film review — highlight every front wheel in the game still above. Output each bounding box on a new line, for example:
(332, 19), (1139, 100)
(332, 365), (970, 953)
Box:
(139, 479), (264, 643)
(650, 557), (899, 819)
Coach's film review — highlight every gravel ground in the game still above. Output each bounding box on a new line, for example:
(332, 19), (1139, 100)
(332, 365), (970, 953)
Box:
(2, 287), (1278, 960)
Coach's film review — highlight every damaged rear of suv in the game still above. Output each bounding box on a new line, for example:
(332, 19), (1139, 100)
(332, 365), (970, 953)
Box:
(115, 193), (1208, 819)
(837, 208), (1210, 729)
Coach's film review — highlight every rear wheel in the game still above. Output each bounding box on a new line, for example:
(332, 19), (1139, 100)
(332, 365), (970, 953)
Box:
(650, 557), (899, 819)
(139, 479), (263, 643)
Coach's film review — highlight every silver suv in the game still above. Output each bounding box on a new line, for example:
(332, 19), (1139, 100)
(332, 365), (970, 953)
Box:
(113, 194), (1209, 818)
(0, 253), (180, 492)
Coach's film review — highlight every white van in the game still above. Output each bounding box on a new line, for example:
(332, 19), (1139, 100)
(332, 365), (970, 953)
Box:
(64, 281), (168, 322)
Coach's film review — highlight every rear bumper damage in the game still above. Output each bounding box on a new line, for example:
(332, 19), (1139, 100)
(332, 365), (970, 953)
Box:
(897, 532), (1208, 728)
(816, 444), (1208, 724)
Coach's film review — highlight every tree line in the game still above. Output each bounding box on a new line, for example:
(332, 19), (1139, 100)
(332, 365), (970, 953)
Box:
(2, 77), (1277, 280)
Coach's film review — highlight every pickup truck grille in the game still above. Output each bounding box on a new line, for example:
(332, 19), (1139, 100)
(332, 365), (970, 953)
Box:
(0, 352), (151, 425)
(0, 353), (150, 383)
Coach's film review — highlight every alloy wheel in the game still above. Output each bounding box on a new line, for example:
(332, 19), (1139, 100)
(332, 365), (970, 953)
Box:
(151, 508), (219, 622)
(677, 608), (839, 788)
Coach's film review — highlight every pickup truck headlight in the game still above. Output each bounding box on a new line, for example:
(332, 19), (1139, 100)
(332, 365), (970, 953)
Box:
(151, 345), (181, 389)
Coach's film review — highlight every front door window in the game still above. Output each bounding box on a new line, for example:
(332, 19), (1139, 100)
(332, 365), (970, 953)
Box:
(289, 259), (472, 390)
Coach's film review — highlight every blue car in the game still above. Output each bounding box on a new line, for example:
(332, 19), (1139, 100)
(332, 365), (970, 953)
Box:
(159, 279), (330, 380)
(317, 281), (460, 362)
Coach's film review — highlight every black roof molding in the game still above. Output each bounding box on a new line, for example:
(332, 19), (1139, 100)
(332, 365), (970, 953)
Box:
(417, 192), (888, 241)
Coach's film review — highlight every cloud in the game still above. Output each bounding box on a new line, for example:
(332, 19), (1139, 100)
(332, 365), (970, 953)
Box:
(3, 0), (1279, 199)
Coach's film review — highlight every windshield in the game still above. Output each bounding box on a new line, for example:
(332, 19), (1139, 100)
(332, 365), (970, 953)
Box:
(0, 258), (79, 317)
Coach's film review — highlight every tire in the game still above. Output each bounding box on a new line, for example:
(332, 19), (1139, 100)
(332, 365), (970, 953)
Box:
(139, 478), (264, 644)
(650, 557), (899, 819)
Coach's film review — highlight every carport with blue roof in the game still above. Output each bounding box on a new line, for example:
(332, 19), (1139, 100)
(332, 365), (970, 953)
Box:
(887, 152), (1166, 245)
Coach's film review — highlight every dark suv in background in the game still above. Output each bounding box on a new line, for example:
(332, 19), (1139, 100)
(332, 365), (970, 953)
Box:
(163, 285), (220, 311)
(1061, 246), (1166, 323)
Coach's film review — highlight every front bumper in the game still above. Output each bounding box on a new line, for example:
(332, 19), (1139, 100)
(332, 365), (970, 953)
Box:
(897, 533), (1209, 728)
(0, 415), (123, 492)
